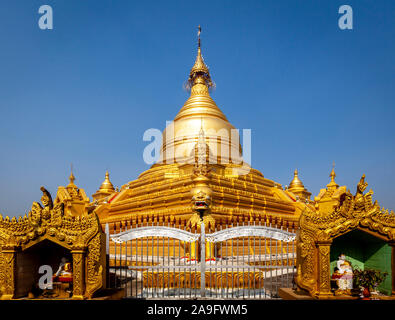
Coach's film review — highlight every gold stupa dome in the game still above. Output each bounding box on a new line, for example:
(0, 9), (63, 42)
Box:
(92, 171), (115, 201)
(289, 169), (305, 189)
(158, 26), (242, 165)
(288, 169), (311, 201)
(99, 171), (115, 193)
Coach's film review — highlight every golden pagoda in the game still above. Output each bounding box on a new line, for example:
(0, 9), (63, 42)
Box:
(92, 171), (116, 202)
(287, 169), (312, 202)
(2, 27), (394, 301)
(93, 27), (310, 229)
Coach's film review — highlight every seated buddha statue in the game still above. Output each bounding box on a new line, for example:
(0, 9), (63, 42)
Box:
(53, 257), (73, 283)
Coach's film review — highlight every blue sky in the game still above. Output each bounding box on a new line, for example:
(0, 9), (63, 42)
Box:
(0, 0), (394, 216)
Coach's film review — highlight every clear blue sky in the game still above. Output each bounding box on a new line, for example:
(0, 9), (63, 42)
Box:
(0, 0), (394, 216)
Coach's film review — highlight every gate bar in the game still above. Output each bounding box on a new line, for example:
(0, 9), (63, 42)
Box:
(200, 222), (205, 298)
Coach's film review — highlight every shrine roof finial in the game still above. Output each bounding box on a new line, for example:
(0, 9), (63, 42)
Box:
(327, 162), (339, 190)
(69, 163), (76, 186)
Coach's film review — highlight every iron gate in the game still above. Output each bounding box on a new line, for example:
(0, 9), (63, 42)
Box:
(105, 220), (296, 299)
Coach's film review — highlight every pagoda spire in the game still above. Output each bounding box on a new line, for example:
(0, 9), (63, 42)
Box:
(186, 25), (214, 91)
(66, 164), (80, 198)
(69, 164), (75, 184)
(327, 162), (339, 191)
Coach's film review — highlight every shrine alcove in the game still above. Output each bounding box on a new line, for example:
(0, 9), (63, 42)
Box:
(330, 229), (392, 295)
(296, 175), (395, 299)
(0, 186), (107, 300)
(15, 239), (73, 298)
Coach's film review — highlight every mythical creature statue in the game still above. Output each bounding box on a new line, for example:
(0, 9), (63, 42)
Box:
(185, 190), (217, 262)
(354, 174), (371, 212)
(188, 190), (215, 232)
(29, 187), (63, 229)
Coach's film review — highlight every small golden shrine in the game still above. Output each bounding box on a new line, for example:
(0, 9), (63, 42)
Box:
(0, 184), (106, 300)
(296, 174), (395, 299)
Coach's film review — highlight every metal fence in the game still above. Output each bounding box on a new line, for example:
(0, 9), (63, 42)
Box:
(104, 218), (297, 299)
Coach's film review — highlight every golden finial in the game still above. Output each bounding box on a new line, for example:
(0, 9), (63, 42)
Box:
(327, 162), (339, 190)
(66, 164), (81, 199)
(186, 25), (214, 91)
(67, 164), (78, 192)
(69, 163), (76, 185)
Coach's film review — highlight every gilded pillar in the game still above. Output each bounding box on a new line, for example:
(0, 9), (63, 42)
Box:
(0, 246), (17, 300)
(72, 248), (86, 300)
(316, 241), (332, 298)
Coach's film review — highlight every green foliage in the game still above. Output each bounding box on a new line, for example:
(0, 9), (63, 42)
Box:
(353, 267), (388, 290)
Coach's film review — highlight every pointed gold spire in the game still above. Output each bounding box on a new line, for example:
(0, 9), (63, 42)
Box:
(66, 164), (81, 199)
(68, 164), (76, 187)
(175, 25), (226, 122)
(329, 162), (336, 182)
(187, 25), (214, 91)
(327, 162), (339, 190)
